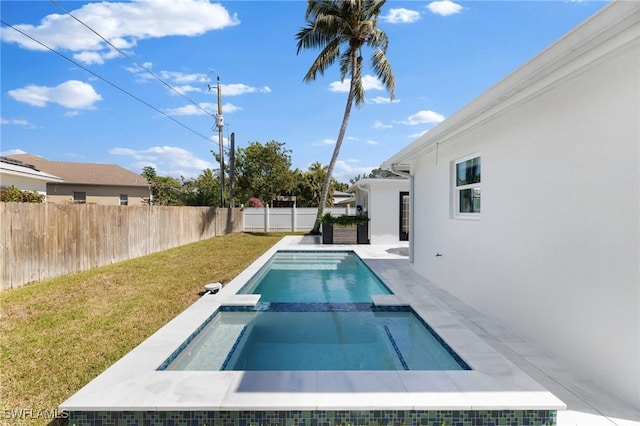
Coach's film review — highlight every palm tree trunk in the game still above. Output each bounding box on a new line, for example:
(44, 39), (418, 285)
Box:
(310, 64), (358, 234)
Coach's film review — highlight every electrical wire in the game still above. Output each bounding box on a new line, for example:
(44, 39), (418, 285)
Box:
(48, 0), (213, 117)
(0, 19), (213, 143)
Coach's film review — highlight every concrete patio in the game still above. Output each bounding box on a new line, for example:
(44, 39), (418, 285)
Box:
(314, 237), (640, 426)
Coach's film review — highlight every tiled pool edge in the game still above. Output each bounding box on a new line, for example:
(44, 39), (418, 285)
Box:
(68, 409), (558, 426)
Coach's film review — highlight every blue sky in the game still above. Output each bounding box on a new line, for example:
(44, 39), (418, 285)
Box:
(1, 0), (607, 183)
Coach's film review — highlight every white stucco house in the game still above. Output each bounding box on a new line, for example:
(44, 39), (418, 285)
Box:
(382, 1), (639, 410)
(348, 178), (409, 245)
(0, 156), (63, 197)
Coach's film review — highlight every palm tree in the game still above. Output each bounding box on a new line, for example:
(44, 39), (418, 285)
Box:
(296, 0), (395, 234)
(307, 161), (328, 205)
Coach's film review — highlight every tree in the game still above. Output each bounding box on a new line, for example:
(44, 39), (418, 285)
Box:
(181, 169), (221, 206)
(0, 185), (44, 203)
(234, 140), (295, 206)
(296, 0), (395, 234)
(349, 167), (397, 184)
(307, 161), (328, 206)
(141, 166), (183, 206)
(291, 162), (341, 207)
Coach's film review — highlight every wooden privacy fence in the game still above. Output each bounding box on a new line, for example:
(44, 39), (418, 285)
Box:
(0, 203), (243, 290)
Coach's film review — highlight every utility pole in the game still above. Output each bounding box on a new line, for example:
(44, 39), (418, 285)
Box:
(215, 76), (225, 207)
(229, 132), (235, 208)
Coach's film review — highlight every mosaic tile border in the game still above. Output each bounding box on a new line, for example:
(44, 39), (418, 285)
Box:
(67, 409), (557, 426)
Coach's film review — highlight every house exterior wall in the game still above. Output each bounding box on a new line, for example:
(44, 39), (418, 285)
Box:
(353, 180), (409, 244)
(0, 174), (49, 194)
(369, 181), (409, 245)
(410, 38), (639, 407)
(46, 183), (150, 206)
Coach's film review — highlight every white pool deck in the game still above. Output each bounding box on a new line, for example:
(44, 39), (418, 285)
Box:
(60, 236), (640, 425)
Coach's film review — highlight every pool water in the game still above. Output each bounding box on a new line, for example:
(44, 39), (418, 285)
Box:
(159, 251), (469, 372)
(239, 251), (391, 303)
(161, 306), (470, 371)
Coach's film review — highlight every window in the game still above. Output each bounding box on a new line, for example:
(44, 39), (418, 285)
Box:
(73, 192), (86, 203)
(119, 194), (128, 206)
(453, 155), (480, 217)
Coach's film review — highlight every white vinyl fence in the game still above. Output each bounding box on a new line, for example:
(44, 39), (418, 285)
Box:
(243, 207), (355, 232)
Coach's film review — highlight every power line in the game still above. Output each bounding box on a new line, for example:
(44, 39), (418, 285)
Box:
(0, 19), (213, 143)
(48, 0), (213, 117)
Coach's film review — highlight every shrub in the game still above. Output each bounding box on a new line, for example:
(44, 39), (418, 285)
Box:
(319, 212), (369, 225)
(247, 197), (264, 207)
(0, 185), (45, 203)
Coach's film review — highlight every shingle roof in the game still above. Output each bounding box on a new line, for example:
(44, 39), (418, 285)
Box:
(6, 154), (149, 186)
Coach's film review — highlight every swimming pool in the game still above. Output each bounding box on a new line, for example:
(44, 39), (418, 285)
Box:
(60, 239), (564, 426)
(160, 305), (470, 371)
(238, 251), (391, 303)
(161, 251), (468, 372)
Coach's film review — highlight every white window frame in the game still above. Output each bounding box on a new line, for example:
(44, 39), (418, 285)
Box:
(119, 194), (128, 206)
(452, 153), (481, 220)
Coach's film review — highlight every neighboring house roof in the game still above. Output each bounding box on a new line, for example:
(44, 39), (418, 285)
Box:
(6, 154), (149, 186)
(347, 178), (409, 193)
(381, 1), (639, 172)
(333, 190), (355, 205)
(0, 156), (64, 183)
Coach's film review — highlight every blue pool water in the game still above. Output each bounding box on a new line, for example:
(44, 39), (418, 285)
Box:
(159, 251), (469, 372)
(161, 305), (470, 371)
(239, 251), (391, 303)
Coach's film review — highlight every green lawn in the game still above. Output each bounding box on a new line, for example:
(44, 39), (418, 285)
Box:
(0, 232), (285, 423)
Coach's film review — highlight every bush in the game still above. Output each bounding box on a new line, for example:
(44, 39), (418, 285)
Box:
(319, 212), (369, 225)
(0, 185), (45, 203)
(247, 197), (264, 207)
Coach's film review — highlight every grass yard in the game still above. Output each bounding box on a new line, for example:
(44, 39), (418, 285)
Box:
(0, 232), (285, 424)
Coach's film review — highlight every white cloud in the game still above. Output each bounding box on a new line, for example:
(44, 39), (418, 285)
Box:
(164, 102), (216, 116)
(220, 83), (271, 96)
(125, 65), (270, 98)
(110, 145), (215, 179)
(372, 120), (392, 129)
(8, 80), (102, 110)
(173, 85), (201, 95)
(0, 149), (28, 156)
(126, 61), (153, 73)
(72, 51), (105, 65)
(368, 96), (399, 104)
(164, 102), (241, 116)
(382, 8), (421, 24)
(1, 117), (32, 127)
(329, 80), (349, 93)
(73, 48), (120, 65)
(127, 67), (209, 89)
(408, 129), (430, 139)
(162, 71), (208, 85)
(221, 103), (242, 113)
(313, 138), (336, 146)
(366, 140), (378, 145)
(400, 110), (445, 125)
(1, 0), (240, 64)
(329, 74), (384, 93)
(332, 160), (376, 183)
(427, 1), (464, 16)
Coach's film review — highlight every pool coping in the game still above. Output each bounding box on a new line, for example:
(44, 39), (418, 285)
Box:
(59, 236), (565, 412)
